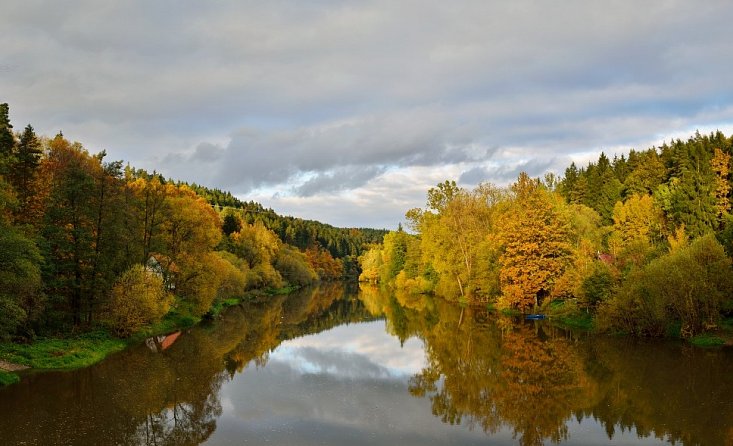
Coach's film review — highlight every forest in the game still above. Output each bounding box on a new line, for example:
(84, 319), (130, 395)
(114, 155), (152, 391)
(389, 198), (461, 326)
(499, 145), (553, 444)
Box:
(359, 131), (733, 339)
(0, 103), (385, 343)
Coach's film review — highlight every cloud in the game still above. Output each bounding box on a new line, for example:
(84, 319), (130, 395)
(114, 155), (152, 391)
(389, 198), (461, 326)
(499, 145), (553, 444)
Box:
(2, 1), (733, 227)
(296, 166), (386, 196)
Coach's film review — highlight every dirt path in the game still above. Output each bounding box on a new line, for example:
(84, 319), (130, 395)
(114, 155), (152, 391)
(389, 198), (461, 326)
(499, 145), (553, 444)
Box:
(0, 360), (29, 372)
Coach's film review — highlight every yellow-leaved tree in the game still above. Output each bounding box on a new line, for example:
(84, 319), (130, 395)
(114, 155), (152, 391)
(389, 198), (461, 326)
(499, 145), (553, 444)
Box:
(410, 181), (504, 302)
(107, 265), (173, 336)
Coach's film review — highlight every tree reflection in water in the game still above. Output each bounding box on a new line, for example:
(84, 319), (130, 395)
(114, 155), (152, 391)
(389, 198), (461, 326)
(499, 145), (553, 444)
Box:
(360, 284), (733, 446)
(0, 284), (369, 446)
(1, 284), (732, 445)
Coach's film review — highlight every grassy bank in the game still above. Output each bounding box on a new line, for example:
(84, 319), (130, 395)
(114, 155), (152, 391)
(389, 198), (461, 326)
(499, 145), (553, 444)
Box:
(0, 330), (127, 370)
(541, 301), (733, 346)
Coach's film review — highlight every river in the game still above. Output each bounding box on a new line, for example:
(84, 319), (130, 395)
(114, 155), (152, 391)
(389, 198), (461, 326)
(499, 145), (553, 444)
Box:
(0, 283), (731, 446)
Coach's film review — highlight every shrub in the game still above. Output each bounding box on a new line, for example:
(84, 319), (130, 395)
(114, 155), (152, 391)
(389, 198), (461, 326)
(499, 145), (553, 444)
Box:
(597, 235), (733, 336)
(106, 265), (173, 337)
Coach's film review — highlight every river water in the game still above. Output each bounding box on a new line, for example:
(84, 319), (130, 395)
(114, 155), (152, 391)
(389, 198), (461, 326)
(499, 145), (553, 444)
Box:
(1, 283), (731, 446)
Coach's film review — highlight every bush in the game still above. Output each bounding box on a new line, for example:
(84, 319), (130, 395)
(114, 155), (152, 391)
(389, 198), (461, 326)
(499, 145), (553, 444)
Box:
(0, 370), (20, 386)
(275, 245), (317, 286)
(106, 265), (173, 337)
(597, 235), (733, 337)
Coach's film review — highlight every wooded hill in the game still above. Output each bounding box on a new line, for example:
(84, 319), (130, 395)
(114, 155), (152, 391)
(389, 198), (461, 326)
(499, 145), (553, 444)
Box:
(0, 103), (386, 340)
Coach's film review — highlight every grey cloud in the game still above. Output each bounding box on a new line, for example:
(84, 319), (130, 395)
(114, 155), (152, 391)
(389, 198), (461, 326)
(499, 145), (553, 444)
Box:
(459, 157), (567, 186)
(191, 142), (226, 163)
(171, 108), (492, 194)
(2, 1), (733, 226)
(296, 166), (386, 197)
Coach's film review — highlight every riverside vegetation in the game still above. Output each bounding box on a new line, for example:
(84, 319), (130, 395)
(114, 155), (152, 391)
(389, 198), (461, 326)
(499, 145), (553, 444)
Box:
(0, 103), (385, 384)
(2, 102), (732, 385)
(359, 132), (733, 342)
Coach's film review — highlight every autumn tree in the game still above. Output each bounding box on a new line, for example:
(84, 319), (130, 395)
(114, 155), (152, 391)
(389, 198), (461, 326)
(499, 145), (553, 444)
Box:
(275, 245), (318, 286)
(161, 185), (223, 313)
(228, 221), (283, 289)
(304, 245), (343, 281)
(358, 247), (383, 283)
(607, 193), (665, 258)
(412, 181), (503, 301)
(597, 235), (733, 337)
(497, 173), (573, 311)
(106, 265), (173, 336)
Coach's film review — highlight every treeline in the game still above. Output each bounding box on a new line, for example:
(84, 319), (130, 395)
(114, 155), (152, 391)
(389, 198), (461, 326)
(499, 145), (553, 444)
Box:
(0, 103), (383, 340)
(183, 182), (387, 259)
(360, 131), (733, 337)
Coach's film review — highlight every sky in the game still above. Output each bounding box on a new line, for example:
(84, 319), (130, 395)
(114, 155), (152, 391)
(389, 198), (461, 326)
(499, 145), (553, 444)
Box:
(2, 1), (733, 229)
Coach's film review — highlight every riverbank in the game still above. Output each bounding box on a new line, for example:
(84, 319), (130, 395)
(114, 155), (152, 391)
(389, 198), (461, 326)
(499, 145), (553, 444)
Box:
(0, 285), (302, 386)
(543, 300), (733, 346)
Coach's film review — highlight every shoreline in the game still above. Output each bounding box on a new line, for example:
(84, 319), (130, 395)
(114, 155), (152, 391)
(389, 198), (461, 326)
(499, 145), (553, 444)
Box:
(0, 285), (304, 387)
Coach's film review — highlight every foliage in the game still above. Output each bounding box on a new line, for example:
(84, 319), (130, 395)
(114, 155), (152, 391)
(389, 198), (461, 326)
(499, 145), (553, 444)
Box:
(0, 370), (20, 386)
(106, 265), (173, 337)
(275, 245), (318, 286)
(597, 235), (733, 337)
(0, 223), (44, 339)
(497, 173), (573, 311)
(304, 245), (344, 280)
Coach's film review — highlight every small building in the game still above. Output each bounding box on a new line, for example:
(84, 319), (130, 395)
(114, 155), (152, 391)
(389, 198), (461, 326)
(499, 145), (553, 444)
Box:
(597, 252), (615, 265)
(145, 253), (179, 291)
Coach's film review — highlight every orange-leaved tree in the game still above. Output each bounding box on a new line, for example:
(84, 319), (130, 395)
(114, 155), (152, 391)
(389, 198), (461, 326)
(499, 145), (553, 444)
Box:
(497, 172), (573, 311)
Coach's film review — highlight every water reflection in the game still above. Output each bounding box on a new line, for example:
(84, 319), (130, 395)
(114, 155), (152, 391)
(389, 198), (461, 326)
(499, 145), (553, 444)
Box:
(0, 283), (731, 445)
(361, 285), (733, 446)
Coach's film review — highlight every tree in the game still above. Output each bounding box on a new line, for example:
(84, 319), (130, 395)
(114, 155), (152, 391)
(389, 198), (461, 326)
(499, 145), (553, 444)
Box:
(0, 223), (44, 339)
(711, 147), (731, 227)
(9, 125), (45, 226)
(416, 181), (503, 301)
(228, 221), (283, 289)
(40, 135), (103, 326)
(106, 265), (173, 336)
(0, 103), (15, 172)
(497, 173), (573, 311)
(609, 194), (665, 250)
(222, 213), (242, 236)
(275, 245), (318, 286)
(623, 150), (666, 197)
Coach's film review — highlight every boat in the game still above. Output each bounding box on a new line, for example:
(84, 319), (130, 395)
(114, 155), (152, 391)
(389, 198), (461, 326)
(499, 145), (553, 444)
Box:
(525, 314), (547, 320)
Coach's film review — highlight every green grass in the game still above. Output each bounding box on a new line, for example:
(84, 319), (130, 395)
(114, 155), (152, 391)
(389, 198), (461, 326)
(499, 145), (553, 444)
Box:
(553, 313), (594, 330)
(206, 298), (242, 318)
(128, 311), (200, 343)
(0, 330), (127, 370)
(543, 300), (594, 330)
(0, 370), (20, 386)
(689, 333), (726, 347)
(500, 308), (521, 316)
